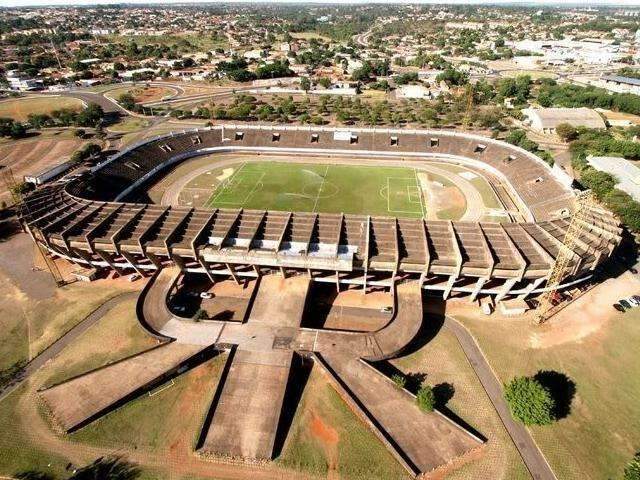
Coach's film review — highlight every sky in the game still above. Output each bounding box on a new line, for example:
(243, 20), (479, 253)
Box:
(4, 0), (640, 6)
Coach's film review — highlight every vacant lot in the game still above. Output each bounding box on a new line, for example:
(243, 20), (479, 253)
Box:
(0, 96), (84, 121)
(453, 301), (640, 480)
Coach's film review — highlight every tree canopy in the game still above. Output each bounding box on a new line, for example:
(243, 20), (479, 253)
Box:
(504, 376), (555, 426)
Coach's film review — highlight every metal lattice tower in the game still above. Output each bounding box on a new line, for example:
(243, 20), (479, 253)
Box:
(535, 190), (596, 324)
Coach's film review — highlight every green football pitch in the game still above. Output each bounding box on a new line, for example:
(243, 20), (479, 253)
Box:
(205, 162), (426, 218)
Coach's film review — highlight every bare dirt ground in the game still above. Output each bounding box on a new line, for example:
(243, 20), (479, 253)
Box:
(441, 270), (640, 350)
(531, 272), (640, 349)
(0, 133), (85, 202)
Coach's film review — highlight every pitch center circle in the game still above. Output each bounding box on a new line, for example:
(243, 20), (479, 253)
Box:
(302, 181), (339, 199)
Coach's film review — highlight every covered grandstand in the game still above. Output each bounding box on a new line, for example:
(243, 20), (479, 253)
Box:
(20, 124), (622, 301)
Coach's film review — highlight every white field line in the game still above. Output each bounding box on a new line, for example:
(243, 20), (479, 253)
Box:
(148, 378), (175, 397)
(312, 164), (330, 212)
(207, 162), (247, 206)
(386, 176), (423, 215)
(413, 167), (426, 218)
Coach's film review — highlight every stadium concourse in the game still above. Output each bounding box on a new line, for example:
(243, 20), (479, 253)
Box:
(20, 124), (621, 301)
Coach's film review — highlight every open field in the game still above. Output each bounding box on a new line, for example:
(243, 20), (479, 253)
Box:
(450, 290), (640, 480)
(0, 130), (87, 204)
(108, 116), (151, 133)
(392, 325), (530, 479)
(106, 85), (175, 104)
(498, 69), (558, 80)
(203, 161), (426, 217)
(41, 297), (157, 387)
(0, 96), (84, 121)
(277, 365), (411, 479)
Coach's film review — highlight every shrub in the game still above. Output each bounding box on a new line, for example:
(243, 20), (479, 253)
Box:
(624, 453), (640, 480)
(391, 374), (406, 389)
(416, 385), (435, 412)
(556, 122), (578, 142)
(504, 376), (555, 425)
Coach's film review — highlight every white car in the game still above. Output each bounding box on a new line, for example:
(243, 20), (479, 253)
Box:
(200, 292), (213, 299)
(625, 296), (640, 307)
(128, 273), (141, 282)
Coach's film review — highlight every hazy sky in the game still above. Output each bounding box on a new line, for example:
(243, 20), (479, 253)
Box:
(4, 0), (640, 6)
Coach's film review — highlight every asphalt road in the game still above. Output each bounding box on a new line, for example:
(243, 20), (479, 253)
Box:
(0, 291), (139, 403)
(443, 316), (557, 480)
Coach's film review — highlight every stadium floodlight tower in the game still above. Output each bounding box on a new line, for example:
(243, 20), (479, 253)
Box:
(535, 190), (596, 324)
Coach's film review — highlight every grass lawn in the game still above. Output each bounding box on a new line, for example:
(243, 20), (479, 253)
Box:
(277, 366), (411, 480)
(455, 308), (640, 480)
(499, 69), (558, 80)
(0, 386), (71, 478)
(108, 116), (151, 133)
(205, 161), (426, 218)
(392, 328), (530, 479)
(41, 297), (157, 387)
(69, 353), (227, 452)
(0, 96), (84, 121)
(27, 281), (140, 358)
(106, 85), (175, 105)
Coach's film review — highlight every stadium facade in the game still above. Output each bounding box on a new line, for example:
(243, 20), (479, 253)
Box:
(20, 125), (622, 301)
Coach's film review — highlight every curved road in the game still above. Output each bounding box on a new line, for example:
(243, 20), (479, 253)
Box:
(443, 316), (557, 480)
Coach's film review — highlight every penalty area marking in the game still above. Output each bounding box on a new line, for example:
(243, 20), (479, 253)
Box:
(148, 378), (175, 397)
(386, 176), (424, 215)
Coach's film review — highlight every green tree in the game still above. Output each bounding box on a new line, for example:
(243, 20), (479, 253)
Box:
(504, 376), (555, 425)
(118, 93), (136, 111)
(556, 123), (578, 142)
(318, 77), (331, 89)
(416, 385), (435, 412)
(300, 76), (311, 92)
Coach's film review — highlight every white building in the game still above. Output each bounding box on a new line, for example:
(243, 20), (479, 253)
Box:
(522, 107), (606, 134)
(6, 71), (42, 91)
(598, 75), (640, 96)
(396, 84), (436, 99)
(587, 155), (640, 201)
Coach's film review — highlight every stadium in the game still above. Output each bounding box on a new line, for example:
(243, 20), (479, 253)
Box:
(16, 124), (624, 479)
(20, 124), (622, 301)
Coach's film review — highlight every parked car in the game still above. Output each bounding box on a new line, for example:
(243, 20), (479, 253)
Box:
(613, 303), (626, 313)
(380, 306), (393, 313)
(632, 295), (640, 304)
(619, 299), (632, 310)
(200, 292), (213, 299)
(128, 273), (141, 282)
(626, 297), (640, 307)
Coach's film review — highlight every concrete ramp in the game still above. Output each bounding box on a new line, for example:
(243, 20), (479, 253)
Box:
(317, 349), (483, 476)
(198, 274), (310, 460)
(367, 280), (423, 361)
(247, 275), (311, 328)
(199, 349), (293, 459)
(40, 342), (206, 432)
